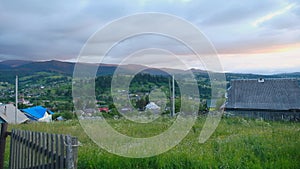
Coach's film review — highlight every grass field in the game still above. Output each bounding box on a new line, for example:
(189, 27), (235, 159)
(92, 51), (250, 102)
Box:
(4, 116), (300, 169)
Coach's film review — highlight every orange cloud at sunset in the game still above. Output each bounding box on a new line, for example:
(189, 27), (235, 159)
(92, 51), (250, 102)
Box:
(247, 43), (300, 54)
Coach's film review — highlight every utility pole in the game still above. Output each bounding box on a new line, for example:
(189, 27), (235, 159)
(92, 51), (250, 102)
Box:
(15, 75), (18, 124)
(171, 75), (175, 117)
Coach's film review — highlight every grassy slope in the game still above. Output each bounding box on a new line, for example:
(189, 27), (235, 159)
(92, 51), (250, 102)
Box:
(4, 117), (300, 169)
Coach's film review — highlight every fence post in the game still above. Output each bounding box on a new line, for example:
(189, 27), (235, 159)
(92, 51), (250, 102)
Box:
(66, 136), (73, 169)
(72, 137), (78, 169)
(0, 123), (8, 169)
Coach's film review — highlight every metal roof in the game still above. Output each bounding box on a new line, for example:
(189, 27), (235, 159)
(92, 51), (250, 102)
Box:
(226, 78), (300, 111)
(22, 106), (54, 120)
(0, 104), (29, 124)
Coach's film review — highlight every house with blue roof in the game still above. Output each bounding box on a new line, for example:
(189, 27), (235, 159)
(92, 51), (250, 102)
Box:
(21, 106), (54, 122)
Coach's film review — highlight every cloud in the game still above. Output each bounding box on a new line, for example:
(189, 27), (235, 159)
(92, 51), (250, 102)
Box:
(258, 5), (300, 30)
(219, 48), (300, 74)
(200, 0), (278, 26)
(0, 0), (299, 73)
(252, 3), (296, 27)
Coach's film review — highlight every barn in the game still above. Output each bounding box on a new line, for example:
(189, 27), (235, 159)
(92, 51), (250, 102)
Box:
(225, 78), (300, 121)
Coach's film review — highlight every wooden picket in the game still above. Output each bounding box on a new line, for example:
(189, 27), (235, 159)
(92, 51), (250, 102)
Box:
(0, 123), (8, 169)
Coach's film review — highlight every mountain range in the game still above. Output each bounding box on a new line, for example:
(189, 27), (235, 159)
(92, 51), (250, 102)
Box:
(0, 60), (299, 82)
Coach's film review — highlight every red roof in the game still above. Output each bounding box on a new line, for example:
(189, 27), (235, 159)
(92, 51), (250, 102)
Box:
(99, 107), (109, 112)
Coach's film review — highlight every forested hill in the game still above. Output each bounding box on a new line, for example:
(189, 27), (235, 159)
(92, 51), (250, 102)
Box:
(0, 60), (299, 109)
(0, 60), (299, 83)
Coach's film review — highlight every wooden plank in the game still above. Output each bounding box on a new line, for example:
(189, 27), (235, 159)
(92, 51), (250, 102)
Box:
(20, 130), (24, 168)
(8, 129), (14, 169)
(35, 132), (38, 168)
(38, 131), (41, 168)
(33, 131), (36, 169)
(0, 123), (8, 169)
(23, 130), (27, 168)
(13, 130), (16, 169)
(55, 134), (59, 169)
(8, 129), (13, 169)
(25, 130), (30, 168)
(59, 134), (64, 168)
(41, 132), (45, 169)
(15, 130), (20, 169)
(50, 134), (54, 169)
(45, 133), (49, 166)
(65, 135), (70, 169)
(30, 131), (34, 168)
(37, 132), (41, 169)
(34, 131), (37, 169)
(72, 137), (78, 169)
(65, 135), (72, 169)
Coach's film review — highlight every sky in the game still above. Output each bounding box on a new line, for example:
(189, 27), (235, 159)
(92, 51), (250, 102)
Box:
(0, 0), (299, 74)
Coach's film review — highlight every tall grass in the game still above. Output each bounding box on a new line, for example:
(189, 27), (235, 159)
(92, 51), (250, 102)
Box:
(4, 117), (300, 169)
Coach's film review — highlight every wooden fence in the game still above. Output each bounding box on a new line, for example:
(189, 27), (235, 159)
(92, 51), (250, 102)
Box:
(0, 123), (8, 169)
(8, 129), (78, 169)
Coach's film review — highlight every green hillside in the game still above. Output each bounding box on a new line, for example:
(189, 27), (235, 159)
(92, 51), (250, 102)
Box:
(4, 117), (300, 169)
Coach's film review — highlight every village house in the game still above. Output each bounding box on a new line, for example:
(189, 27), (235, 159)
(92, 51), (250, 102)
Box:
(225, 78), (300, 121)
(21, 106), (54, 122)
(0, 104), (29, 124)
(145, 102), (161, 114)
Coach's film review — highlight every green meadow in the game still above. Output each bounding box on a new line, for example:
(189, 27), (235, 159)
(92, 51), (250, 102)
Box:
(4, 116), (300, 169)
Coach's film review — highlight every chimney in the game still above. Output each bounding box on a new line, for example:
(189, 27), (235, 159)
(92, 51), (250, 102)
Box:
(258, 78), (264, 83)
(4, 105), (7, 116)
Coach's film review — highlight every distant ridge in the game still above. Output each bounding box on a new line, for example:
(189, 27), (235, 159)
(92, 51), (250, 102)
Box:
(17, 60), (75, 74)
(0, 60), (182, 76)
(0, 60), (33, 68)
(0, 60), (299, 81)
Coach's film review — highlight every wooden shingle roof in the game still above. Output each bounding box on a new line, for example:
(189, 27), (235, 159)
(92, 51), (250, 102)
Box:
(226, 78), (300, 111)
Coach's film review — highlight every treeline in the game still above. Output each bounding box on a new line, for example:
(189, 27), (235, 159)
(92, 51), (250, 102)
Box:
(95, 73), (212, 103)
